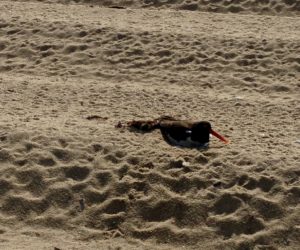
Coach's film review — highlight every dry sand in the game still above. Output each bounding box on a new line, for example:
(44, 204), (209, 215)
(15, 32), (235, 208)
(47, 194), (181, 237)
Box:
(0, 0), (300, 249)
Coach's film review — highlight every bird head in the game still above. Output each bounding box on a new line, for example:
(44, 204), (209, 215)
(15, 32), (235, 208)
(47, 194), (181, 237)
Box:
(192, 121), (229, 144)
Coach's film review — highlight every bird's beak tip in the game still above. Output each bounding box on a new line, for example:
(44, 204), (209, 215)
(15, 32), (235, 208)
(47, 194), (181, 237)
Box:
(210, 128), (230, 145)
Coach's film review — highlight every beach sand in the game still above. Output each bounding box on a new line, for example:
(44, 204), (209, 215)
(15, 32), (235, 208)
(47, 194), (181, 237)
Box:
(0, 0), (299, 249)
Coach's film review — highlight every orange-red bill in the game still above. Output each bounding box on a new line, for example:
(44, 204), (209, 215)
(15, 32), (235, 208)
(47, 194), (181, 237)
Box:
(210, 129), (230, 144)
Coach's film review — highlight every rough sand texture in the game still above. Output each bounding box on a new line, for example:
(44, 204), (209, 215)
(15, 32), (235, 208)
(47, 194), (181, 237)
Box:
(0, 0), (300, 249)
(9, 0), (300, 16)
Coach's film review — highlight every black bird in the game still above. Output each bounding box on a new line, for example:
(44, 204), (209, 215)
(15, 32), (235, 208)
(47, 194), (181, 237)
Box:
(116, 116), (229, 148)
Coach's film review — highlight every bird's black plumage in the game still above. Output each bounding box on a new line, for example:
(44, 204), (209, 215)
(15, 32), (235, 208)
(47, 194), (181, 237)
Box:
(121, 116), (215, 148)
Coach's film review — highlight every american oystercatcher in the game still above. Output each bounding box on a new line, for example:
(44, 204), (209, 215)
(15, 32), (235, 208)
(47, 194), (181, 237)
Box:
(116, 116), (229, 148)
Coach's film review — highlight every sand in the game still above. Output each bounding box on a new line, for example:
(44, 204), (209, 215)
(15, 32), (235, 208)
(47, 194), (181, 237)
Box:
(0, 0), (299, 249)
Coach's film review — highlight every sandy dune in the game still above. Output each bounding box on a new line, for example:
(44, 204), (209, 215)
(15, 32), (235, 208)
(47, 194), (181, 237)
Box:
(0, 0), (299, 249)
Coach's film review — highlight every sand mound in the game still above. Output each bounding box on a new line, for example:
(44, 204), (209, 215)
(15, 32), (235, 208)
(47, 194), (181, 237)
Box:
(0, 1), (299, 249)
(0, 125), (299, 249)
(0, 72), (299, 248)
